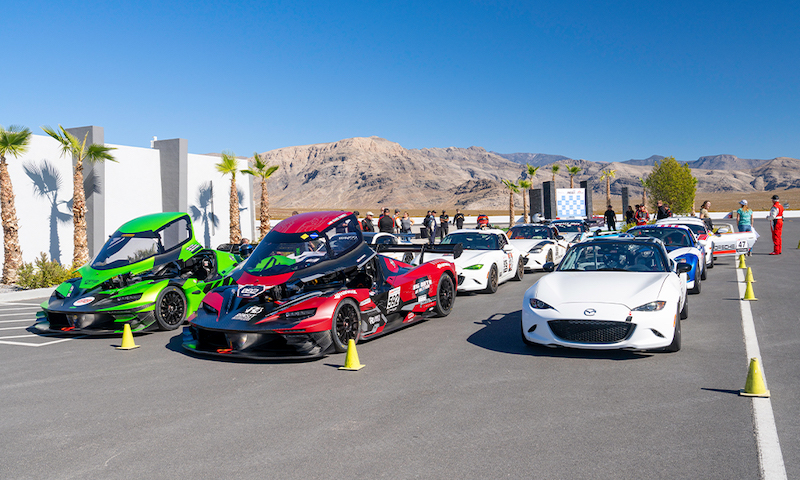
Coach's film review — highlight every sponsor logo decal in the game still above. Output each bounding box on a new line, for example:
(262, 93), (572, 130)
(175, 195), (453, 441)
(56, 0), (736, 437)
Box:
(359, 298), (372, 306)
(73, 296), (95, 306)
(404, 313), (415, 322)
(413, 277), (432, 296)
(187, 243), (201, 252)
(67, 285), (74, 296)
(238, 285), (267, 298)
(436, 262), (449, 268)
(300, 233), (309, 240)
(245, 306), (263, 314)
(334, 289), (358, 299)
(232, 306), (263, 321)
(387, 287), (401, 312)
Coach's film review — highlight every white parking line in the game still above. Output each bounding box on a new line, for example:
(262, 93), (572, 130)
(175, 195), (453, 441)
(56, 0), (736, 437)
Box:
(0, 332), (87, 347)
(0, 319), (38, 324)
(0, 325), (30, 331)
(0, 302), (46, 307)
(0, 311), (41, 317)
(737, 267), (787, 480)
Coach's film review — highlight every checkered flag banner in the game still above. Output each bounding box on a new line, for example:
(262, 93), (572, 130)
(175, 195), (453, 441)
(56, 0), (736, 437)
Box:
(556, 188), (586, 219)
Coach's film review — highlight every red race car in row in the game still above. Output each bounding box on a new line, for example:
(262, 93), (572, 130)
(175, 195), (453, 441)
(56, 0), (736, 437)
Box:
(182, 211), (460, 359)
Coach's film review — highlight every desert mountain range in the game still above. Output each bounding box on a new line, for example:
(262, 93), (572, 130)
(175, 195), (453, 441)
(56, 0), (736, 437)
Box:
(253, 136), (800, 210)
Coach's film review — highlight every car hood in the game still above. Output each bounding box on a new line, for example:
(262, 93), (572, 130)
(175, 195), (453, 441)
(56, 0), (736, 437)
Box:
(509, 239), (550, 251)
(534, 271), (668, 308)
(453, 249), (499, 267)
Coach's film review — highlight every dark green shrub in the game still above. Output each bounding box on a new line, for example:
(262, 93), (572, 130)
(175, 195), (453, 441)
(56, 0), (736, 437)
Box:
(17, 253), (79, 289)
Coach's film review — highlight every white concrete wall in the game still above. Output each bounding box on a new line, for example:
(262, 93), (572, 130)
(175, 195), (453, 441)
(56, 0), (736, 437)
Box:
(186, 153), (253, 249)
(104, 143), (163, 233)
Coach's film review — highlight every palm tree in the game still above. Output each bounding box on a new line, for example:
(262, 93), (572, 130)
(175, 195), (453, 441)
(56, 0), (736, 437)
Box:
(524, 164), (540, 223)
(42, 125), (117, 267)
(518, 179), (532, 223)
(0, 125), (32, 284)
(242, 152), (279, 240)
(189, 181), (220, 248)
(216, 151), (242, 244)
(550, 164), (560, 185)
(639, 176), (648, 207)
(599, 168), (616, 207)
(567, 166), (582, 188)
(502, 179), (520, 227)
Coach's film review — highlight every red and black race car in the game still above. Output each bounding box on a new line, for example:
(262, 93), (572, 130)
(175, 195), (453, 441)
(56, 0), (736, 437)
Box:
(182, 211), (459, 359)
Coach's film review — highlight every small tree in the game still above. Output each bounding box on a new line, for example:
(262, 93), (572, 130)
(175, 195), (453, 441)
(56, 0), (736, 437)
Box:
(216, 151), (241, 244)
(599, 168), (616, 207)
(567, 166), (582, 188)
(644, 156), (697, 214)
(42, 125), (116, 267)
(242, 152), (279, 240)
(518, 179), (532, 223)
(524, 164), (539, 223)
(0, 125), (32, 283)
(502, 179), (520, 227)
(550, 164), (560, 185)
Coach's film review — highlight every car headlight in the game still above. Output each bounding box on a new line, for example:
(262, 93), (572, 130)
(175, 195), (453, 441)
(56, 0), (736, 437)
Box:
(202, 302), (219, 315)
(112, 294), (142, 303)
(632, 301), (666, 312)
(529, 247), (543, 253)
(282, 308), (317, 321)
(529, 298), (554, 309)
(464, 264), (483, 270)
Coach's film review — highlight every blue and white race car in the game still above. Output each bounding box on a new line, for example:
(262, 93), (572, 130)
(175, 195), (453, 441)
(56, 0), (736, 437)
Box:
(627, 224), (705, 294)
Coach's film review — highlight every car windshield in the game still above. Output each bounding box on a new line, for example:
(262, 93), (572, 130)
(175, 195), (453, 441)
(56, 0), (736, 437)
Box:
(551, 222), (585, 232)
(672, 223), (705, 236)
(508, 226), (551, 240)
(441, 232), (498, 250)
(242, 216), (362, 276)
(91, 217), (191, 270)
(629, 228), (692, 248)
(559, 242), (669, 272)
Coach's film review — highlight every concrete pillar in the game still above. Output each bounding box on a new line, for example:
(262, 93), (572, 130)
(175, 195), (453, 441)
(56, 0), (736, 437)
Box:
(580, 180), (593, 218)
(66, 126), (105, 258)
(153, 138), (188, 213)
(529, 188), (543, 220)
(621, 187), (630, 219)
(542, 181), (557, 220)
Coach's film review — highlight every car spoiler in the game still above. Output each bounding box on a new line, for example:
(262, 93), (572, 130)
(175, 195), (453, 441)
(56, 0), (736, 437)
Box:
(375, 243), (463, 263)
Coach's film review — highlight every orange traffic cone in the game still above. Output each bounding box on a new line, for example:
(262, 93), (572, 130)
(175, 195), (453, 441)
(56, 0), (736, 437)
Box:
(338, 339), (365, 371)
(740, 357), (770, 397)
(116, 324), (140, 350)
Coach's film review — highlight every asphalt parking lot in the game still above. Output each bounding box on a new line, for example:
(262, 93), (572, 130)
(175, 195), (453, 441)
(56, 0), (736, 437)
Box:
(0, 218), (796, 480)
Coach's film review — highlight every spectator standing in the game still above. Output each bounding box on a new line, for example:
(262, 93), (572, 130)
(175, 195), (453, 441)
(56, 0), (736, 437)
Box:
(393, 209), (402, 233)
(378, 208), (394, 233)
(625, 205), (635, 225)
(422, 211), (432, 238)
(634, 204), (648, 225)
(604, 205), (616, 231)
(428, 211), (438, 244)
(699, 200), (712, 230)
(768, 195), (784, 255)
(656, 200), (669, 220)
(439, 210), (450, 240)
(400, 212), (413, 234)
(361, 211), (375, 232)
(736, 200), (753, 232)
(454, 209), (465, 229)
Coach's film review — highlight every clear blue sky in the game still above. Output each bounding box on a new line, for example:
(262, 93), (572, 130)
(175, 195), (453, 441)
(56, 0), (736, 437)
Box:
(5, 0), (799, 162)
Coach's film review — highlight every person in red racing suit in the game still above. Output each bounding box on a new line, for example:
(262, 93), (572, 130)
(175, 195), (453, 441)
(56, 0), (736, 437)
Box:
(768, 194), (784, 255)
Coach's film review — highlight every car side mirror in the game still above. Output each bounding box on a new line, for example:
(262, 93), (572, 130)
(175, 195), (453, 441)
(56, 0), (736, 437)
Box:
(677, 263), (692, 274)
(542, 262), (555, 272)
(502, 244), (512, 252)
(556, 235), (565, 240)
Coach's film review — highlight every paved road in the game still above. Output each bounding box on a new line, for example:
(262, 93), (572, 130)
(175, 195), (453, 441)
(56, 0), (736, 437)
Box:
(0, 219), (796, 479)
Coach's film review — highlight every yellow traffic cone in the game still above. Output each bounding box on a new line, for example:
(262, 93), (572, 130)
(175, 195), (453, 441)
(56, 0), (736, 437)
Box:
(737, 254), (746, 269)
(742, 280), (757, 301)
(338, 339), (365, 371)
(116, 324), (140, 350)
(740, 357), (770, 397)
(745, 267), (755, 283)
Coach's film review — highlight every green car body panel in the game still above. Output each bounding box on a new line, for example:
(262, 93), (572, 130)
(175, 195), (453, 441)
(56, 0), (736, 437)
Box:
(37, 212), (241, 334)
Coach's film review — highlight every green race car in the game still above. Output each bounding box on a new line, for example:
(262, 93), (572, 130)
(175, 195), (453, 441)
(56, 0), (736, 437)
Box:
(35, 212), (240, 334)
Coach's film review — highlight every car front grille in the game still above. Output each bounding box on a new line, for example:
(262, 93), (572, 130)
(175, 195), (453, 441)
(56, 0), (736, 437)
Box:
(548, 320), (634, 344)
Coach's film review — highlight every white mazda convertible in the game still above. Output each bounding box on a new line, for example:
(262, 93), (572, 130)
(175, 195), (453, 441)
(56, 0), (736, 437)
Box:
(522, 237), (690, 352)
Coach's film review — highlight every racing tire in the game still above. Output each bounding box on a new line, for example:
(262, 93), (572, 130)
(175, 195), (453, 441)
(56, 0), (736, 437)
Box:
(664, 313), (682, 352)
(689, 276), (701, 295)
(707, 252), (714, 269)
(700, 263), (707, 280)
(155, 286), (187, 330)
(433, 274), (455, 317)
(330, 298), (361, 353)
(680, 296), (689, 320)
(483, 265), (499, 294)
(513, 257), (524, 281)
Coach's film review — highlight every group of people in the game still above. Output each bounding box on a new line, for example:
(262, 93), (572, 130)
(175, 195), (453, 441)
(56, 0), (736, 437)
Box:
(357, 209), (469, 244)
(620, 201), (673, 227)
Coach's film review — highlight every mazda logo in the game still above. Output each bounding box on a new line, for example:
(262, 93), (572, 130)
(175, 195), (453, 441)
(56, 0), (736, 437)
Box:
(584, 309), (596, 316)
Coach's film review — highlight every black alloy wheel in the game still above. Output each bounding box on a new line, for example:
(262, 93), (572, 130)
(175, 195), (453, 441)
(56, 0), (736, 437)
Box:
(331, 298), (361, 353)
(155, 286), (187, 330)
(690, 275), (701, 294)
(434, 274), (455, 317)
(483, 265), (499, 294)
